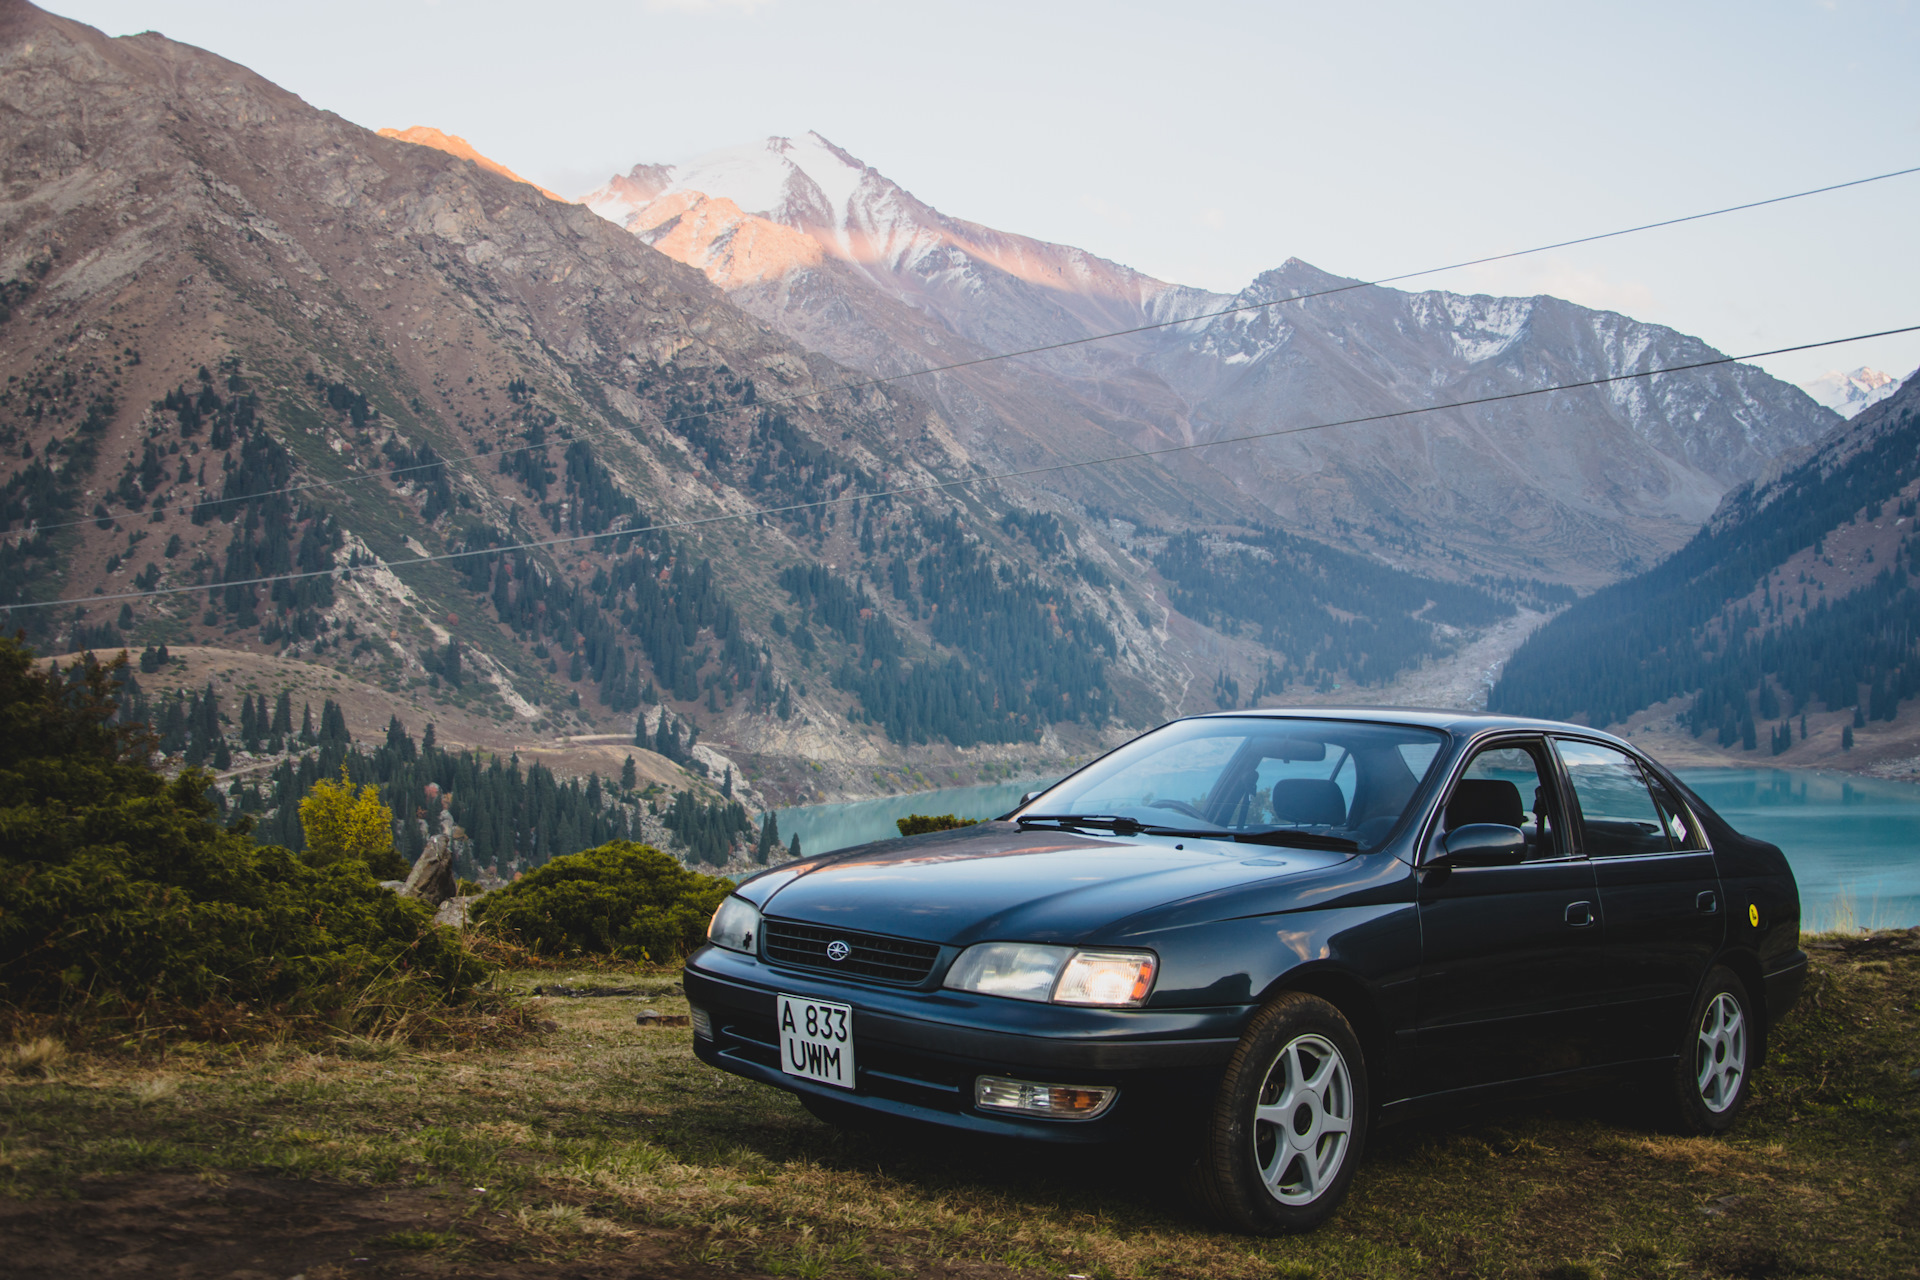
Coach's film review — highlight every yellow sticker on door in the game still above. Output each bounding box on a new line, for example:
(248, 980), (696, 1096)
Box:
(1749, 903), (1760, 927)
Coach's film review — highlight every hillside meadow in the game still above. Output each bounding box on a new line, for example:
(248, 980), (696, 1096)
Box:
(1, 934), (1914, 1280)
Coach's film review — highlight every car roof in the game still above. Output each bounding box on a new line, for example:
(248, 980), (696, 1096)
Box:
(1184, 706), (1633, 749)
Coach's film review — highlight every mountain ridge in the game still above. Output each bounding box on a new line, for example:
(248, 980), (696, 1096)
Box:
(586, 131), (1839, 587)
(376, 125), (570, 204)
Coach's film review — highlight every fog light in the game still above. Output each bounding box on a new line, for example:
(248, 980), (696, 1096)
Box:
(974, 1075), (1117, 1120)
(689, 1003), (713, 1040)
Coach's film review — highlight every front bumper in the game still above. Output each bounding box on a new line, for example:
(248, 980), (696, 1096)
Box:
(684, 945), (1249, 1143)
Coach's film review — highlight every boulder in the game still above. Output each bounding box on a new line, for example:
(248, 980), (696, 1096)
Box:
(401, 834), (458, 907)
(433, 895), (481, 927)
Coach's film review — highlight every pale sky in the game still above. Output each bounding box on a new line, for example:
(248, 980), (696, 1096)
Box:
(47, 0), (1920, 390)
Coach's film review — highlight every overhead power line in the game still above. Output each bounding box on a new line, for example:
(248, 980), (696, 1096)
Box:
(8, 321), (1916, 617)
(9, 161), (1916, 542)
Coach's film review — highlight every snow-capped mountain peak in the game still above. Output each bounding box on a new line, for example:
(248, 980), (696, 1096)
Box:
(1801, 367), (1906, 419)
(586, 133), (877, 238)
(583, 133), (1180, 316)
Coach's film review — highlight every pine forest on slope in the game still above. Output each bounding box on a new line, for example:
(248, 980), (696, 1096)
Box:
(1491, 372), (1920, 761)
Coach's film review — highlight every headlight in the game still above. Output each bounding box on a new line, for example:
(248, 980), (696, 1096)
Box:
(1053, 951), (1158, 1006)
(707, 895), (762, 954)
(943, 942), (1069, 1001)
(944, 943), (1157, 1006)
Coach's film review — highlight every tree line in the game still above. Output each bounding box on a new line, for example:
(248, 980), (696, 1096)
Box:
(1491, 386), (1920, 738)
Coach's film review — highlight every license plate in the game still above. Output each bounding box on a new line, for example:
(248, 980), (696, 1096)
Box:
(778, 994), (855, 1090)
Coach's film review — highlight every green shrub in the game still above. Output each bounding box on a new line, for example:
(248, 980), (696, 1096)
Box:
(896, 813), (979, 836)
(468, 841), (731, 962)
(0, 638), (486, 1031)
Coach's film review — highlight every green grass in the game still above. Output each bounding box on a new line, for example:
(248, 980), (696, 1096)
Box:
(2, 940), (1915, 1277)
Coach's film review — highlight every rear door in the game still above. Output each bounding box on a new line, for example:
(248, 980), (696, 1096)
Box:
(1552, 738), (1724, 1065)
(1416, 736), (1605, 1095)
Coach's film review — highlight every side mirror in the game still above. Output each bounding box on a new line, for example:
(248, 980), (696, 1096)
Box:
(1434, 823), (1527, 868)
(998, 789), (1047, 822)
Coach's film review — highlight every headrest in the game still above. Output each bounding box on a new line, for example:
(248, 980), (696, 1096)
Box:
(1269, 778), (1347, 826)
(1446, 778), (1525, 829)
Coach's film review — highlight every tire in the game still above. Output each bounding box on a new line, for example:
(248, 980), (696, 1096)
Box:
(1191, 992), (1369, 1234)
(1659, 966), (1755, 1135)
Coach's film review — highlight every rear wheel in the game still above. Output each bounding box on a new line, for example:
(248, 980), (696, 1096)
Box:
(1658, 966), (1754, 1134)
(1192, 992), (1369, 1233)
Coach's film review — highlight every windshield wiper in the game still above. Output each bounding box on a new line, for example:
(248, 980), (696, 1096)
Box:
(1017, 813), (1203, 836)
(1015, 814), (1358, 850)
(1231, 829), (1360, 853)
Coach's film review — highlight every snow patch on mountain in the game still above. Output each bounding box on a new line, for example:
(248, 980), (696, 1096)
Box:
(1404, 293), (1534, 363)
(1802, 367), (1905, 418)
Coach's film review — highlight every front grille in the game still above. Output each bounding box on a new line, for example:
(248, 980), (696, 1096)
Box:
(763, 918), (941, 985)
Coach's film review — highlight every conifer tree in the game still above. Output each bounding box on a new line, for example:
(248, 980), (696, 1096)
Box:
(385, 715), (415, 760)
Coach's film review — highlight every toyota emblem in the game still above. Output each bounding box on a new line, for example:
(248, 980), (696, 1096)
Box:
(825, 939), (852, 962)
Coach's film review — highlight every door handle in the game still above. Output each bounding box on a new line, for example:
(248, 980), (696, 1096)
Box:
(1696, 890), (1719, 915)
(1564, 901), (1595, 927)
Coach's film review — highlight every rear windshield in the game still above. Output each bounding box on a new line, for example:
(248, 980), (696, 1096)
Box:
(1024, 717), (1449, 852)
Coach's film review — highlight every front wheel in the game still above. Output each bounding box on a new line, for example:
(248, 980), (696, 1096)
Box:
(1191, 992), (1369, 1233)
(1658, 966), (1754, 1134)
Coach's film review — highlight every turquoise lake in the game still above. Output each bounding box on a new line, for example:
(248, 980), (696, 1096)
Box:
(774, 767), (1920, 931)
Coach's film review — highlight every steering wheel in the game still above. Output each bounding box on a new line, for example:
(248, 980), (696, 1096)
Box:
(1148, 799), (1207, 821)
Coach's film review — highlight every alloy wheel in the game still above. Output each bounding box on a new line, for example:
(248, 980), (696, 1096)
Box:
(1695, 991), (1748, 1113)
(1253, 1032), (1353, 1205)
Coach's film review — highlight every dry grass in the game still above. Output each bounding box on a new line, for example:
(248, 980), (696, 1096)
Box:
(1, 942), (1915, 1278)
(0, 1037), (64, 1078)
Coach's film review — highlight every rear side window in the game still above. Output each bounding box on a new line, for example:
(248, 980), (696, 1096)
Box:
(1645, 771), (1710, 851)
(1552, 739), (1672, 858)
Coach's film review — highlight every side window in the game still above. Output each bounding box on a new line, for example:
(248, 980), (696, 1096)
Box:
(1553, 739), (1672, 858)
(1442, 740), (1563, 859)
(1646, 772), (1710, 851)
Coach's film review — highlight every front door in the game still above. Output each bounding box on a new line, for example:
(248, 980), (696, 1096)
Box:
(1416, 737), (1605, 1095)
(1553, 738), (1724, 1065)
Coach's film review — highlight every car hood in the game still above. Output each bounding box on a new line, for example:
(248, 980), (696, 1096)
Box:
(735, 821), (1349, 946)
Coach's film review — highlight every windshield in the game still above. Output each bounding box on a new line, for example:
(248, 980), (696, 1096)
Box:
(1019, 716), (1449, 853)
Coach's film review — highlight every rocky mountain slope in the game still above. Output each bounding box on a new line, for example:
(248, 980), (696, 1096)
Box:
(1490, 369), (1920, 772)
(0, 0), (1532, 835)
(588, 133), (1839, 586)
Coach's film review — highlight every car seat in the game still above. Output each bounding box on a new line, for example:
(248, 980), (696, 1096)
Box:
(1269, 778), (1347, 826)
(1444, 779), (1524, 829)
